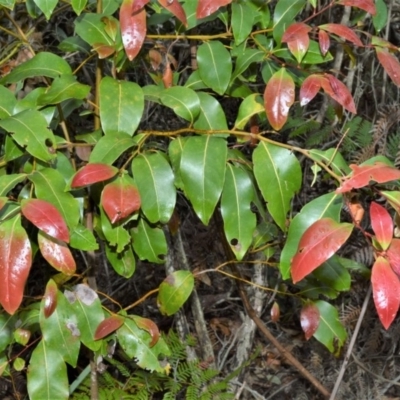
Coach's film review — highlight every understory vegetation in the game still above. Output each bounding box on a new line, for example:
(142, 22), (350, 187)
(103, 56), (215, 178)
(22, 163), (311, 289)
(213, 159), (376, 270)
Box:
(1, 0), (400, 399)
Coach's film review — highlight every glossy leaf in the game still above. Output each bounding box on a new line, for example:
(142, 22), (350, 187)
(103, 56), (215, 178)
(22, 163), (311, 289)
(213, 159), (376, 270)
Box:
(253, 142), (302, 232)
(40, 288), (80, 367)
(194, 92), (228, 131)
(94, 315), (124, 340)
(313, 300), (347, 355)
(0, 214), (32, 315)
(0, 85), (17, 118)
(0, 52), (71, 84)
(234, 94), (265, 130)
(64, 284), (103, 351)
(117, 315), (170, 373)
(321, 74), (357, 114)
(43, 279), (58, 319)
(318, 29), (330, 56)
(371, 257), (400, 330)
(0, 109), (56, 162)
(130, 0), (149, 13)
(0, 315), (14, 353)
(158, 0), (187, 26)
(27, 340), (69, 400)
(131, 316), (160, 347)
(319, 24), (363, 47)
(157, 271), (194, 316)
(372, 0), (388, 33)
(337, 0), (376, 15)
(300, 302), (320, 340)
(231, 2), (255, 46)
(74, 13), (114, 46)
(32, 0), (57, 19)
(71, 0), (87, 15)
(232, 49), (264, 81)
(264, 68), (295, 131)
(102, 175), (141, 224)
(131, 218), (167, 263)
(180, 136), (227, 225)
(196, 0), (232, 19)
(375, 47), (400, 87)
(313, 256), (351, 293)
(387, 239), (400, 277)
(282, 23), (311, 63)
(105, 243), (136, 278)
(70, 225), (99, 251)
(291, 218), (353, 283)
(336, 162), (400, 193)
(370, 202), (393, 250)
(160, 87), (200, 124)
(221, 164), (256, 260)
(308, 149), (351, 176)
(38, 232), (76, 275)
(71, 163), (118, 188)
(100, 206), (130, 252)
(270, 302), (280, 322)
(382, 191), (400, 215)
(132, 152), (176, 224)
(30, 168), (80, 230)
(120, 1), (146, 61)
(197, 41), (232, 95)
(168, 136), (188, 190)
(100, 77), (144, 136)
(0, 174), (27, 197)
(21, 199), (69, 243)
(300, 74), (322, 106)
(273, 0), (306, 44)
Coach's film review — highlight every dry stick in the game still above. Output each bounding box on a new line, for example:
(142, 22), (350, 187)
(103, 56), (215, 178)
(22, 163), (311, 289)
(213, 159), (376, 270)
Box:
(329, 285), (372, 400)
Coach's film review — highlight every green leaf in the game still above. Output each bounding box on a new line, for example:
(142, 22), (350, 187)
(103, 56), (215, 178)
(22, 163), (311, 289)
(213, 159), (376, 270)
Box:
(117, 316), (171, 373)
(38, 75), (90, 105)
(71, 0), (87, 15)
(27, 340), (69, 400)
(0, 110), (56, 162)
(74, 13), (114, 46)
(221, 164), (256, 260)
(232, 48), (264, 81)
(157, 271), (194, 316)
(234, 94), (265, 129)
(0, 314), (15, 353)
(40, 288), (80, 367)
(168, 136), (188, 190)
(100, 206), (130, 253)
(132, 152), (176, 224)
(29, 168), (81, 230)
(253, 142), (302, 231)
(0, 53), (71, 84)
(0, 85), (17, 118)
(69, 224), (99, 251)
(193, 92), (228, 131)
(0, 0), (16, 9)
(90, 132), (136, 164)
(184, 70), (208, 90)
(373, 0), (387, 33)
(313, 300), (347, 355)
(160, 86), (200, 124)
(180, 136), (227, 225)
(231, 3), (255, 46)
(313, 255), (351, 293)
(0, 174), (27, 196)
(105, 243), (136, 278)
(274, 40), (333, 64)
(280, 192), (343, 279)
(197, 41), (232, 95)
(273, 0), (306, 45)
(32, 0), (57, 19)
(308, 149), (351, 176)
(100, 77), (144, 136)
(131, 218), (167, 264)
(64, 284), (104, 351)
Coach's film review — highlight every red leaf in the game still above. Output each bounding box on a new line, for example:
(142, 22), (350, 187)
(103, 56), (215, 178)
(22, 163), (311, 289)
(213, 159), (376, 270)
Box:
(0, 215), (32, 315)
(92, 43), (115, 59)
(130, 0), (149, 13)
(371, 257), (400, 330)
(270, 301), (280, 323)
(300, 74), (322, 106)
(43, 279), (58, 319)
(375, 47), (400, 87)
(120, 1), (147, 61)
(337, 0), (376, 15)
(38, 232), (76, 275)
(264, 68), (295, 131)
(387, 239), (400, 277)
(282, 24), (311, 64)
(282, 23), (311, 43)
(291, 218), (353, 283)
(101, 177), (141, 223)
(371, 36), (398, 51)
(132, 316), (160, 347)
(300, 302), (320, 340)
(319, 24), (363, 47)
(336, 162), (400, 193)
(318, 29), (330, 56)
(370, 202), (393, 250)
(321, 74), (357, 114)
(158, 0), (187, 26)
(94, 315), (124, 340)
(196, 0), (232, 19)
(71, 163), (119, 188)
(21, 199), (69, 243)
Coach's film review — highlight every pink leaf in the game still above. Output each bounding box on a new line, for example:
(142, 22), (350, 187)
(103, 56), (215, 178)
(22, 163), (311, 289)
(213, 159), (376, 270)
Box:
(132, 316), (160, 347)
(282, 24), (311, 64)
(300, 302), (320, 340)
(387, 239), (400, 277)
(319, 24), (363, 47)
(370, 202), (393, 250)
(291, 218), (353, 283)
(300, 74), (322, 106)
(158, 0), (187, 26)
(130, 0), (149, 14)
(318, 29), (330, 56)
(196, 0), (232, 19)
(71, 163), (119, 188)
(270, 301), (280, 323)
(94, 315), (124, 340)
(371, 257), (400, 330)
(337, 0), (376, 15)
(264, 68), (295, 131)
(375, 47), (400, 87)
(336, 162), (400, 193)
(43, 279), (58, 319)
(321, 74), (357, 114)
(21, 199), (69, 243)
